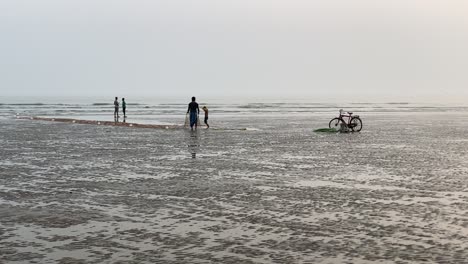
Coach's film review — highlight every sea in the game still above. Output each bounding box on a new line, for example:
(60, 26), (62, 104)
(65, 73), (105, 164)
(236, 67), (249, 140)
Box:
(1, 96), (468, 126)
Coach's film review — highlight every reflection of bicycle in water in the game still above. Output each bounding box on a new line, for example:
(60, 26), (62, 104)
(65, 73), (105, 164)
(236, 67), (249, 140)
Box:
(329, 109), (363, 132)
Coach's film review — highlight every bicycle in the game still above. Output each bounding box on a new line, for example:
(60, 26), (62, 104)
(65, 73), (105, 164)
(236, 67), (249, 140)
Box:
(329, 109), (363, 132)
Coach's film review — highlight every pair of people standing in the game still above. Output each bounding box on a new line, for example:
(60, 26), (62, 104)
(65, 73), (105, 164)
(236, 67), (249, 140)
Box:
(114, 97), (127, 118)
(186, 96), (209, 130)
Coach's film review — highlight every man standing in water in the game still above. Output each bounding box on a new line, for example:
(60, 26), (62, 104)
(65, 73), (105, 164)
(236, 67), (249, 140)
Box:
(122, 98), (127, 117)
(187, 96), (199, 130)
(114, 97), (119, 118)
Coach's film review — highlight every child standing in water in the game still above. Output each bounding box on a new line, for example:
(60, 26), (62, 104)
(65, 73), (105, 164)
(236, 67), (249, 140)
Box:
(202, 106), (209, 128)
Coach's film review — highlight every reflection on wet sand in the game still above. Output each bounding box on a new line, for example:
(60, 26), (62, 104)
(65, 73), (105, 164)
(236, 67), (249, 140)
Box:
(17, 116), (182, 129)
(187, 130), (200, 159)
(2, 113), (468, 263)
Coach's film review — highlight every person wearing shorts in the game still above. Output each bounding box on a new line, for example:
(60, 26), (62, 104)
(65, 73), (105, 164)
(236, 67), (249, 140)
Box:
(202, 106), (209, 128)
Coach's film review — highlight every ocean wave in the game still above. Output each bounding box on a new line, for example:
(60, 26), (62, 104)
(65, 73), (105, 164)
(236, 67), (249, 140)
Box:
(238, 104), (277, 109)
(1, 103), (45, 106)
(386, 102), (410, 105)
(92, 102), (144, 106)
(4, 100), (468, 118)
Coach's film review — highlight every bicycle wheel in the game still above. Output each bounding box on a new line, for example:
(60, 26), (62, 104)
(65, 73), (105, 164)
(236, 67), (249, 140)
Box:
(329, 118), (341, 129)
(350, 117), (362, 132)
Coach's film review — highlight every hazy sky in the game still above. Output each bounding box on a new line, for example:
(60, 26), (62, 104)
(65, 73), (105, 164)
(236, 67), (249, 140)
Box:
(1, 0), (467, 99)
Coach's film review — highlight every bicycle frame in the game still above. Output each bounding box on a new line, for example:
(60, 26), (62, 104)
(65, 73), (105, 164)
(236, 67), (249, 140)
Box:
(337, 110), (353, 126)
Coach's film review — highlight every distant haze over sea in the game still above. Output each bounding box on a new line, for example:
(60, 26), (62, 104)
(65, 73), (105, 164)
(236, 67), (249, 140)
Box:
(1, 93), (467, 105)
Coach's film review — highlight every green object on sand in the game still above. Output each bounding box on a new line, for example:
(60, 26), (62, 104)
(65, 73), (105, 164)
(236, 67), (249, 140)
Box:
(314, 128), (338, 133)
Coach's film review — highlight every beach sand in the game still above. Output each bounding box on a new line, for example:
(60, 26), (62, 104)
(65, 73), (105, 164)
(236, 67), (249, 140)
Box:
(1, 113), (468, 263)
(16, 116), (183, 130)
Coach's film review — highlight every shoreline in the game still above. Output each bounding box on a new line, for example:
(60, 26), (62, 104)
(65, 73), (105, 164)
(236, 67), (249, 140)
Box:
(17, 116), (183, 129)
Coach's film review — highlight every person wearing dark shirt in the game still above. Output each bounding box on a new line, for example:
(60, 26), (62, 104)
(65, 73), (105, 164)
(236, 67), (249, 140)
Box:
(122, 98), (127, 117)
(114, 97), (119, 118)
(186, 97), (199, 130)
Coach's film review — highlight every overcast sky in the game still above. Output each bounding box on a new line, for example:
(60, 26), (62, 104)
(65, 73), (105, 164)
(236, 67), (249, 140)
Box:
(1, 0), (467, 99)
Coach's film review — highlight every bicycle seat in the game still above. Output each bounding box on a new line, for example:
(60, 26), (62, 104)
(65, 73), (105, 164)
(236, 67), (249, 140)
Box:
(347, 112), (353, 115)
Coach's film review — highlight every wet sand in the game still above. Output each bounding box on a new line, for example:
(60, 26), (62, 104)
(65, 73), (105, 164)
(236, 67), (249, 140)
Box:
(1, 113), (468, 263)
(16, 116), (183, 129)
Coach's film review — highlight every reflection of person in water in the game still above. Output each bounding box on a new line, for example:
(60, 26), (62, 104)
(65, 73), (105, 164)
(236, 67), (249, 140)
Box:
(188, 130), (199, 158)
(186, 97), (200, 130)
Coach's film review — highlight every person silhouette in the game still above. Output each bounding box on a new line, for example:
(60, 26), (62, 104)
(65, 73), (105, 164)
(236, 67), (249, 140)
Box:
(186, 96), (200, 130)
(202, 106), (209, 128)
(122, 98), (127, 117)
(114, 97), (119, 118)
